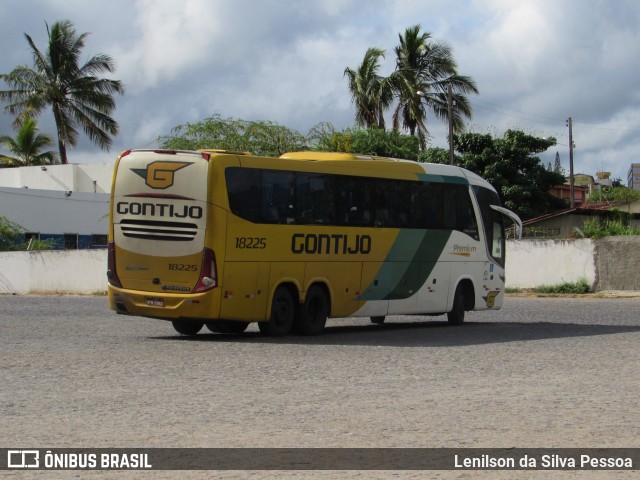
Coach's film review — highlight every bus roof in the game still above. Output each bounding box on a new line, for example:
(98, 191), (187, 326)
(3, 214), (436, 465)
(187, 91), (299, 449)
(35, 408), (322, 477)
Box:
(279, 151), (403, 162)
(123, 148), (496, 194)
(279, 151), (496, 192)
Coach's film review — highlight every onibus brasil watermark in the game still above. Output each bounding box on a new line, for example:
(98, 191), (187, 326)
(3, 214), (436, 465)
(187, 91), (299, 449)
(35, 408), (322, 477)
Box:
(2, 448), (638, 471)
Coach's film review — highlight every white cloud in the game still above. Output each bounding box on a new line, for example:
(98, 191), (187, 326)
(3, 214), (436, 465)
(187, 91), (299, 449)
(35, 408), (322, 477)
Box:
(113, 0), (223, 90)
(1, 0), (640, 182)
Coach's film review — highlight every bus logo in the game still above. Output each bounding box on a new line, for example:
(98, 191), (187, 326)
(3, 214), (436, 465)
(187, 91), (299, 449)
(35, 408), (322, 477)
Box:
(132, 161), (193, 189)
(7, 450), (39, 468)
(484, 290), (499, 308)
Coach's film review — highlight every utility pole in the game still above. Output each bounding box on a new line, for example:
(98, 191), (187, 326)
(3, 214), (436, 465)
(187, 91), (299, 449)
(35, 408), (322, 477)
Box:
(566, 117), (575, 208)
(447, 83), (454, 165)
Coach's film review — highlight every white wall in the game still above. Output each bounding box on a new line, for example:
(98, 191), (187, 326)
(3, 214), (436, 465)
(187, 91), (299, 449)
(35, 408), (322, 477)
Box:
(0, 239), (603, 295)
(0, 250), (107, 294)
(0, 187), (109, 235)
(0, 163), (114, 193)
(505, 239), (596, 288)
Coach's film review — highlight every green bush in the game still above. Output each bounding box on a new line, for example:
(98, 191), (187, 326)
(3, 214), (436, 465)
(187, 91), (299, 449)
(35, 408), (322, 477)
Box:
(533, 278), (591, 294)
(0, 216), (24, 250)
(580, 217), (640, 239)
(0, 216), (57, 251)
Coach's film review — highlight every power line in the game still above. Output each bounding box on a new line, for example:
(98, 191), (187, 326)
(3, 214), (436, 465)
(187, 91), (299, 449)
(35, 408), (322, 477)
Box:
(470, 99), (564, 126)
(0, 188), (108, 203)
(470, 99), (640, 133)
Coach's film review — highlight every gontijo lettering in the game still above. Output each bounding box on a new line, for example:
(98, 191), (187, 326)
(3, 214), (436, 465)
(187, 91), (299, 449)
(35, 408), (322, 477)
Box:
(116, 202), (203, 219)
(291, 233), (371, 254)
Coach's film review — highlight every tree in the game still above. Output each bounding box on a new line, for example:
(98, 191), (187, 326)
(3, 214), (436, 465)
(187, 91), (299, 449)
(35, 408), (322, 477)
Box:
(0, 216), (23, 250)
(158, 115), (307, 157)
(0, 216), (56, 251)
(433, 130), (566, 220)
(307, 122), (420, 160)
(391, 25), (478, 150)
(307, 122), (353, 152)
(344, 48), (394, 129)
(553, 151), (565, 175)
(418, 146), (451, 164)
(587, 186), (640, 203)
(0, 117), (58, 166)
(0, 20), (124, 164)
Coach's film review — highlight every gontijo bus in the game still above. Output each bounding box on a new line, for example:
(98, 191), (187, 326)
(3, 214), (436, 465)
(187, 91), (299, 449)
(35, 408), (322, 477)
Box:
(107, 149), (521, 336)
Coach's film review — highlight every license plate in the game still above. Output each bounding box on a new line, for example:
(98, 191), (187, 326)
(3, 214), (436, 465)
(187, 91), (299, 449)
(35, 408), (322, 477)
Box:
(146, 297), (164, 307)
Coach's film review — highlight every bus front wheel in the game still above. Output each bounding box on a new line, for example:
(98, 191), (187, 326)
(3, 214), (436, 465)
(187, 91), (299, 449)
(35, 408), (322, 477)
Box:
(447, 285), (466, 325)
(259, 286), (294, 337)
(172, 320), (203, 335)
(295, 285), (329, 335)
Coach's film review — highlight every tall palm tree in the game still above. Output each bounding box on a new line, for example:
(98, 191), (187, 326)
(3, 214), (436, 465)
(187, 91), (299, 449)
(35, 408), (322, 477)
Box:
(0, 20), (124, 164)
(392, 25), (478, 150)
(344, 48), (394, 129)
(0, 117), (58, 166)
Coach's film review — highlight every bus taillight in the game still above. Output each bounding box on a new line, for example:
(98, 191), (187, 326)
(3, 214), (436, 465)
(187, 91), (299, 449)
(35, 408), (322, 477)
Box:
(107, 241), (123, 288)
(193, 248), (217, 293)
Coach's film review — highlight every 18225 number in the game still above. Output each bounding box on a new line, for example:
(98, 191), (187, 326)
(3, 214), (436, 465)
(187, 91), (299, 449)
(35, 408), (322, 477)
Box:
(235, 237), (266, 249)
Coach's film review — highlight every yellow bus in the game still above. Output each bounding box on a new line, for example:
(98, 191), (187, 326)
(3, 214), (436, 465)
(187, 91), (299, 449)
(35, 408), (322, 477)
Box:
(108, 149), (521, 336)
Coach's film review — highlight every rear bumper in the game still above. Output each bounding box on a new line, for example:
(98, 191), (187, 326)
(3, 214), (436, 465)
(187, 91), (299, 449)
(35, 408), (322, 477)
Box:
(108, 285), (221, 321)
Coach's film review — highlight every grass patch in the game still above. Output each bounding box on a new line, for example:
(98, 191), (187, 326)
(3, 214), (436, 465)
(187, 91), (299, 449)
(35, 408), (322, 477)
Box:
(577, 216), (640, 239)
(506, 279), (592, 295)
(533, 278), (591, 294)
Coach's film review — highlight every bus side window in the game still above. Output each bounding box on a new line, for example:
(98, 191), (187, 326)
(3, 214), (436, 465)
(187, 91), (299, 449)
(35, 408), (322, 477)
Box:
(492, 219), (504, 258)
(473, 185), (506, 267)
(261, 171), (294, 224)
(337, 177), (367, 226)
(456, 186), (479, 240)
(226, 167), (261, 222)
(394, 182), (411, 227)
(373, 181), (390, 227)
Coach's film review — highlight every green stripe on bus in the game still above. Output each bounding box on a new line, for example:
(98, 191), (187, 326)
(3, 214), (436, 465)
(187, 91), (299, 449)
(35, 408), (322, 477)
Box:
(359, 229), (452, 301)
(416, 173), (469, 185)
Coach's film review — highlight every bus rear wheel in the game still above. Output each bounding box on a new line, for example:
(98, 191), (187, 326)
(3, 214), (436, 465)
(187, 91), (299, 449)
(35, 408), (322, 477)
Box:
(259, 286), (294, 337)
(295, 285), (329, 335)
(206, 320), (250, 334)
(172, 320), (203, 335)
(447, 285), (466, 325)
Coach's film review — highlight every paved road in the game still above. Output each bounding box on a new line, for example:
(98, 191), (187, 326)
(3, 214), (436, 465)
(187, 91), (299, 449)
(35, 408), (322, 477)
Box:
(1, 295), (639, 478)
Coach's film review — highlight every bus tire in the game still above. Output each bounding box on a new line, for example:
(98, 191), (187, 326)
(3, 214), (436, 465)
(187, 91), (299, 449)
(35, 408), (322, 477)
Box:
(172, 320), (203, 335)
(295, 285), (329, 335)
(206, 320), (250, 334)
(447, 285), (466, 325)
(259, 286), (294, 337)
(370, 316), (386, 324)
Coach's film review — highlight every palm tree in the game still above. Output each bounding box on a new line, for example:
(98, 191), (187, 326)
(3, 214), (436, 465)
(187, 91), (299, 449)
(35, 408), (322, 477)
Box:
(0, 20), (124, 164)
(392, 25), (478, 149)
(0, 118), (58, 166)
(344, 48), (394, 129)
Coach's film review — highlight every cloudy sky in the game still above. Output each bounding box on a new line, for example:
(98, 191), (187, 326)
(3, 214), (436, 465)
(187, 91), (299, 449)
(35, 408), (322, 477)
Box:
(1, 0), (639, 183)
